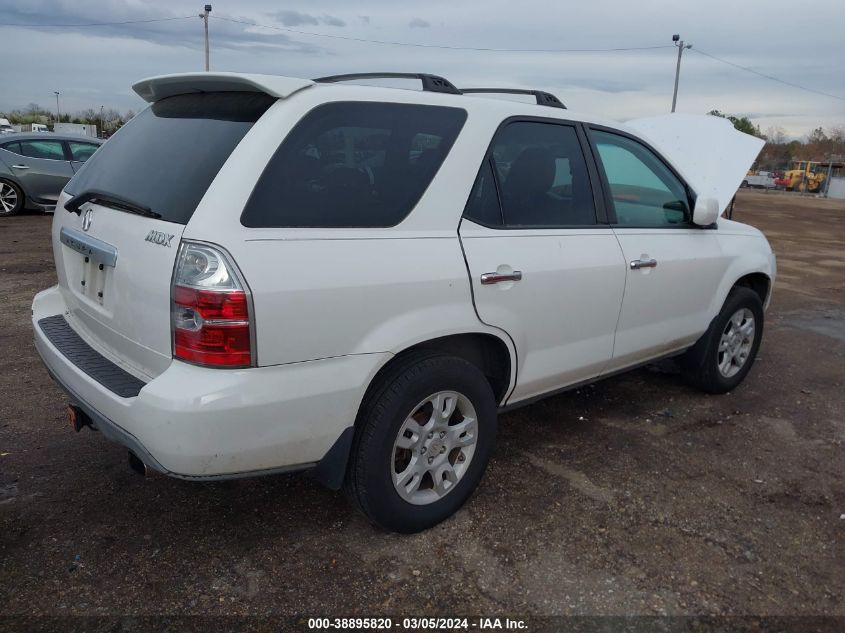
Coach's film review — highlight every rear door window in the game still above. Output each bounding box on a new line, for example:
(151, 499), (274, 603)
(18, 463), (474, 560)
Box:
(20, 140), (66, 161)
(65, 92), (275, 225)
(241, 102), (467, 228)
(464, 121), (597, 227)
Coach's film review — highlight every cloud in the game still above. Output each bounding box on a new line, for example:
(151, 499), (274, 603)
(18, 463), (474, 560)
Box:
(0, 1), (323, 55)
(0, 0), (841, 138)
(321, 15), (346, 27)
(271, 10), (346, 27)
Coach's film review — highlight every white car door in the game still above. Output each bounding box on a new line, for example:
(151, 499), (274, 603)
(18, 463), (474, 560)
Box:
(459, 120), (626, 403)
(586, 126), (730, 370)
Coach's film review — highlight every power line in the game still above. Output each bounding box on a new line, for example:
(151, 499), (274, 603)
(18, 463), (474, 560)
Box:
(0, 15), (195, 28)
(692, 47), (845, 102)
(211, 15), (673, 53)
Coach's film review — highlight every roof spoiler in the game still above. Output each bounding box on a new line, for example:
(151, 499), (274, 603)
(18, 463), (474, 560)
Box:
(132, 72), (314, 103)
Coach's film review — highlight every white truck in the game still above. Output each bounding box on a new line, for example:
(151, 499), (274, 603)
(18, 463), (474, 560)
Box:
(741, 171), (776, 189)
(54, 122), (98, 138)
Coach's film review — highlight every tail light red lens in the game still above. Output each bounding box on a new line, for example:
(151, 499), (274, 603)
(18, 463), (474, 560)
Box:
(171, 242), (253, 369)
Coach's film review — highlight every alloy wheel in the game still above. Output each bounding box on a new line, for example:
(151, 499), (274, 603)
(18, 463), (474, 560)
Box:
(717, 308), (755, 378)
(0, 182), (18, 214)
(391, 390), (478, 506)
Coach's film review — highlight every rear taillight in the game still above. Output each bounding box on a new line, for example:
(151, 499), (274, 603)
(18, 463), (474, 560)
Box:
(171, 241), (253, 368)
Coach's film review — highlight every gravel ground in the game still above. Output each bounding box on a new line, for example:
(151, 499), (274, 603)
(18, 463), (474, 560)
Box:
(1, 190), (843, 622)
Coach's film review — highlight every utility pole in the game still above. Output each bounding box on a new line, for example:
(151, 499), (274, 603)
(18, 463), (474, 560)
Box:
(99, 105), (104, 138)
(199, 4), (212, 71)
(671, 34), (692, 112)
(824, 157), (834, 197)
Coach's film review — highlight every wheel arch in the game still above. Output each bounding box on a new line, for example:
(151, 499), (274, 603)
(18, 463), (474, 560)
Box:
(732, 271), (771, 307)
(366, 332), (515, 410)
(311, 331), (515, 491)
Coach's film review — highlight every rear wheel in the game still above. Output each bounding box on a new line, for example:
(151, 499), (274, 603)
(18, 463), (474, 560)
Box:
(680, 286), (764, 394)
(347, 352), (497, 533)
(0, 180), (23, 216)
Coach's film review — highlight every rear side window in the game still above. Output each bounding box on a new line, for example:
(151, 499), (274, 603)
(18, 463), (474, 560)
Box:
(241, 102), (467, 228)
(65, 92), (275, 225)
(1, 142), (22, 155)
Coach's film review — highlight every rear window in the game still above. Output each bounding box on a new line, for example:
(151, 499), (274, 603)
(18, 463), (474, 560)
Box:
(241, 102), (467, 228)
(65, 92), (275, 224)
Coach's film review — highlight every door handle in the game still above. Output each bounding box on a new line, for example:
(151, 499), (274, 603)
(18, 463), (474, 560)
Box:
(481, 271), (523, 284)
(11, 165), (30, 169)
(630, 258), (658, 270)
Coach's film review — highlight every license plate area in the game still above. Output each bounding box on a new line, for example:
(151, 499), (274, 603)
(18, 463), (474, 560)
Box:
(59, 226), (118, 307)
(78, 253), (109, 305)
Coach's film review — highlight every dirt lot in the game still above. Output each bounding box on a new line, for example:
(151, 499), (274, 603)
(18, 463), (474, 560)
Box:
(1, 191), (843, 621)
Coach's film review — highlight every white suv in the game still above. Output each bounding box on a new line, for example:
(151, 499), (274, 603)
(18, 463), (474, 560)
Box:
(33, 72), (775, 532)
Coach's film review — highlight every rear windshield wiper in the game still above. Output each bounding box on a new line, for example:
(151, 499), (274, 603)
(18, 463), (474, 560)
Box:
(65, 190), (162, 219)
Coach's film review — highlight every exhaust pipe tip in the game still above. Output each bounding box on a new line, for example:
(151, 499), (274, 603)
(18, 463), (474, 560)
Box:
(66, 405), (92, 432)
(127, 451), (148, 476)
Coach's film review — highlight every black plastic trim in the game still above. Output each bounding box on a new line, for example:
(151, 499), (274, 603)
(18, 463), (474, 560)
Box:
(460, 88), (566, 109)
(309, 426), (355, 490)
(315, 72), (461, 95)
(37, 315), (146, 398)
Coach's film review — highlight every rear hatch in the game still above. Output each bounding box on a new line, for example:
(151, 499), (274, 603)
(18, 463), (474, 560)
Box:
(54, 91), (275, 379)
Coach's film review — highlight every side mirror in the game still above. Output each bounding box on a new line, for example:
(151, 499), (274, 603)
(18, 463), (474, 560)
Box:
(693, 197), (719, 226)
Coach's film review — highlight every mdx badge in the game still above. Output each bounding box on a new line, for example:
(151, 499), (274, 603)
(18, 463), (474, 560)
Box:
(145, 230), (174, 247)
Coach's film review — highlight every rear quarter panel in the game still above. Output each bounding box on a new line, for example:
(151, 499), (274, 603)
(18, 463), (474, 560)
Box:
(183, 85), (516, 369)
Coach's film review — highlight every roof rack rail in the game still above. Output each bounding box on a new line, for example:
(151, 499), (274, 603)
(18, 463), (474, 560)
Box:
(460, 88), (566, 109)
(314, 73), (461, 95)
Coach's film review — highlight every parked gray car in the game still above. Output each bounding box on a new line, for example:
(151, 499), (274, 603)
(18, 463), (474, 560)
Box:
(0, 133), (103, 216)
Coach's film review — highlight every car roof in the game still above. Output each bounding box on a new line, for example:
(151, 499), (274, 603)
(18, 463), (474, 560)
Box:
(0, 133), (103, 143)
(133, 71), (629, 132)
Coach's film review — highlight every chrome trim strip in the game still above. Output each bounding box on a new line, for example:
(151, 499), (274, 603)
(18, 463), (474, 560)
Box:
(59, 226), (118, 267)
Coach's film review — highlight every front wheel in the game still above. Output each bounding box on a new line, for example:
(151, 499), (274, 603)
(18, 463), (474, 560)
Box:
(680, 286), (764, 394)
(346, 353), (497, 533)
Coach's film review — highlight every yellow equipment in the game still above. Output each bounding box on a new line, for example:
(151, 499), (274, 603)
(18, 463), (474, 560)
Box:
(782, 161), (826, 193)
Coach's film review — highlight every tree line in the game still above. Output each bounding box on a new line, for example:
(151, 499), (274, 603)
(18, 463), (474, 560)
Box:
(708, 110), (844, 171)
(0, 103), (136, 134)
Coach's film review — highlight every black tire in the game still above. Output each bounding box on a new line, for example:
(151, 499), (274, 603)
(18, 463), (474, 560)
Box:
(680, 286), (764, 394)
(0, 179), (24, 216)
(740, 180), (749, 188)
(346, 352), (497, 533)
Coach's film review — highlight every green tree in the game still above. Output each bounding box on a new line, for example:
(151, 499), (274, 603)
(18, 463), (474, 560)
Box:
(707, 110), (762, 137)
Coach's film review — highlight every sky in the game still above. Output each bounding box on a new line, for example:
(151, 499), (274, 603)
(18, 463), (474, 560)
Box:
(2, 0), (844, 138)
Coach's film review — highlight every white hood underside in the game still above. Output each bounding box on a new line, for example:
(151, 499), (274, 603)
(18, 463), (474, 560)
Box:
(626, 114), (765, 215)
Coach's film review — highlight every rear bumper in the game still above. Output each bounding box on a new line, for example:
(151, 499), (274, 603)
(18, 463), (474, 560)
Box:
(32, 285), (386, 479)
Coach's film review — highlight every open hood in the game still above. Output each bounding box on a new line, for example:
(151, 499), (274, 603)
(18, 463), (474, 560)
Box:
(626, 113), (765, 215)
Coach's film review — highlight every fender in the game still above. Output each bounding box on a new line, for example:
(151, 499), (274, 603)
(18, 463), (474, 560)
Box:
(708, 233), (775, 322)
